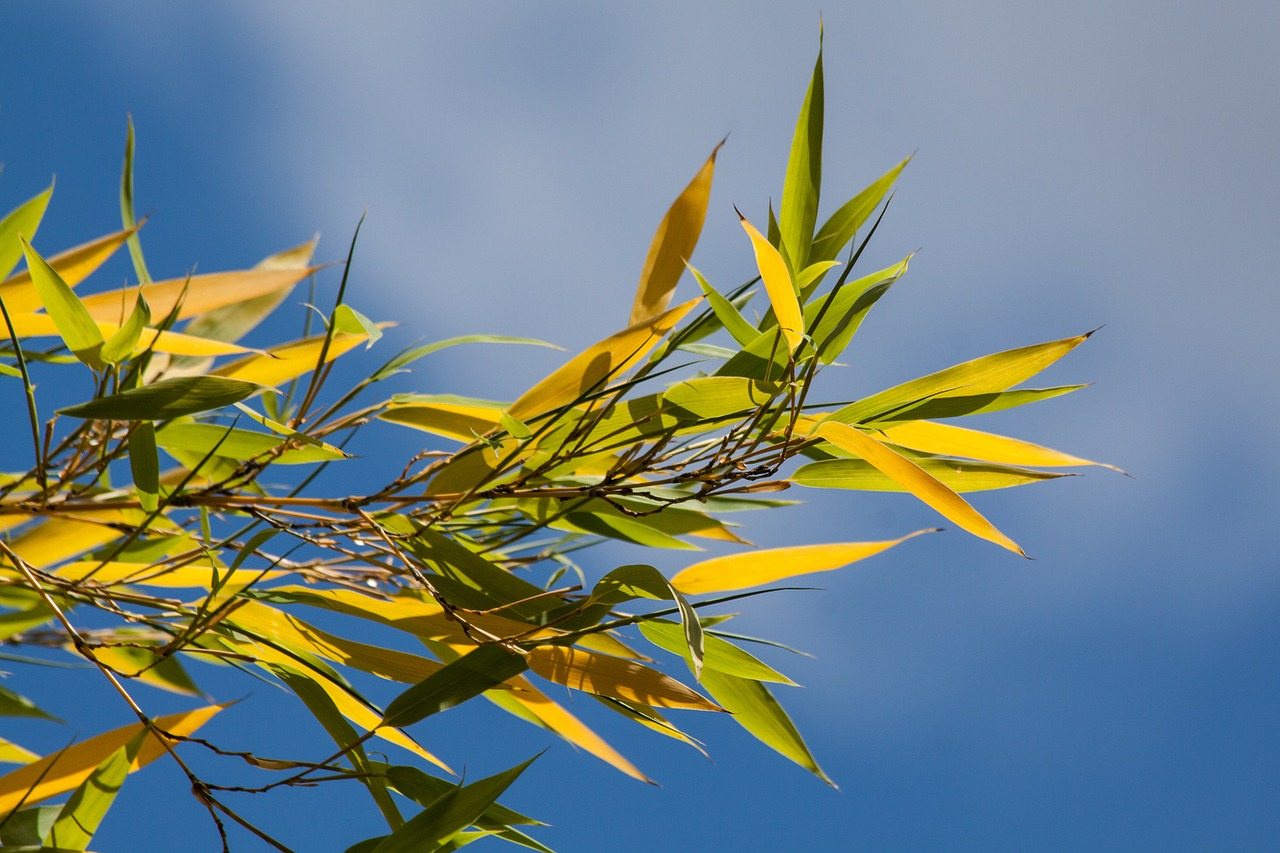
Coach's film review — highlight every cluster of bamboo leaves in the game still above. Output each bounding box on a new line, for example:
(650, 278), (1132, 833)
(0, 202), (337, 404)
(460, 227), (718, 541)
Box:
(0, 40), (1111, 853)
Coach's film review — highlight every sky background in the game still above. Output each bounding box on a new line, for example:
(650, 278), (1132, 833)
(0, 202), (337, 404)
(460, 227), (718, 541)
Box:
(3, 2), (1278, 850)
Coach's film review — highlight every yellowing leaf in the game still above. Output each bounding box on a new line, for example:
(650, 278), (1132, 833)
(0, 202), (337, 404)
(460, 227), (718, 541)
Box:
(0, 704), (222, 814)
(76, 266), (318, 326)
(213, 330), (371, 387)
(0, 226), (136, 311)
(815, 421), (1025, 556)
(380, 397), (504, 442)
(737, 211), (803, 353)
(509, 297), (700, 422)
(671, 532), (932, 594)
(878, 420), (1123, 472)
(0, 736), (38, 765)
(629, 141), (722, 326)
(7, 509), (176, 570)
(529, 645), (721, 711)
(55, 561), (282, 590)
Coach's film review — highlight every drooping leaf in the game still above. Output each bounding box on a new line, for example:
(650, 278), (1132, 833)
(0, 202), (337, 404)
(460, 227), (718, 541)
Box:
(638, 619), (797, 685)
(629, 141), (722, 326)
(128, 421), (159, 513)
(671, 532), (933, 594)
(699, 668), (833, 785)
(815, 422), (1025, 555)
(20, 238), (104, 369)
(381, 645), (529, 730)
(0, 704), (222, 814)
(58, 376), (265, 420)
(42, 737), (138, 850)
(737, 211), (803, 353)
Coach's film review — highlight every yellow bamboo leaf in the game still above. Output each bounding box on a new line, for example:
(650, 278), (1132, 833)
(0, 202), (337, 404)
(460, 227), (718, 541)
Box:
(879, 420), (1124, 471)
(0, 736), (38, 765)
(815, 421), (1025, 556)
(6, 510), (177, 570)
(671, 531), (934, 594)
(529, 645), (721, 711)
(1, 312), (252, 356)
(738, 211), (804, 353)
(380, 398), (504, 442)
(0, 226), (136, 310)
(629, 141), (722, 326)
(0, 704), (222, 813)
(76, 266), (319, 325)
(213, 330), (371, 387)
(227, 635), (450, 772)
(495, 673), (651, 782)
(508, 297), (701, 421)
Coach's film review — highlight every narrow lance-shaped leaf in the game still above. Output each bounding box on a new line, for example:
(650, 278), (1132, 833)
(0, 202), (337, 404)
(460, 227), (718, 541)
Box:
(670, 532), (935, 594)
(638, 619), (798, 685)
(878, 419), (1124, 472)
(58, 376), (266, 421)
(100, 289), (151, 365)
(816, 421), (1026, 556)
(590, 564), (705, 681)
(42, 736), (140, 851)
(528, 645), (721, 711)
(381, 644), (529, 730)
(0, 226), (137, 311)
(792, 457), (1069, 492)
(738, 211), (804, 353)
(128, 421), (159, 512)
(690, 263), (759, 347)
(810, 155), (912, 266)
(779, 29), (823, 272)
(0, 183), (53, 281)
(20, 238), (105, 370)
(629, 140), (722, 326)
(120, 115), (151, 284)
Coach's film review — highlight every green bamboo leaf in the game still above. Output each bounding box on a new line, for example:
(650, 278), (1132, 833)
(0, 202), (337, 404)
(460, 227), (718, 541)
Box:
(20, 238), (105, 369)
(807, 258), (908, 364)
(779, 30), (823, 272)
(0, 184), (53, 281)
(0, 737), (39, 765)
(269, 663), (403, 831)
(333, 303), (383, 349)
(869, 385), (1087, 422)
(127, 421), (159, 513)
(371, 755), (539, 853)
(43, 737), (139, 851)
(810, 155), (912, 266)
(793, 457), (1069, 492)
(0, 805), (60, 847)
(638, 619), (797, 685)
(381, 645), (529, 730)
(384, 765), (545, 827)
(690, 264), (759, 346)
(590, 565), (704, 681)
(499, 411), (532, 440)
(406, 531), (549, 620)
(699, 668), (833, 786)
(156, 421), (349, 465)
(120, 115), (151, 284)
(58, 376), (266, 420)
(100, 290), (151, 365)
(0, 685), (59, 721)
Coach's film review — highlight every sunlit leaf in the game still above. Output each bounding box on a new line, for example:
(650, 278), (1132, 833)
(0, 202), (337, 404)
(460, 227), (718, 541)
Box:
(737, 212), (803, 353)
(878, 419), (1123, 472)
(810, 155), (911, 266)
(333, 303), (383, 349)
(156, 421), (349, 465)
(0, 737), (38, 765)
(380, 396), (504, 442)
(43, 737), (138, 850)
(0, 704), (222, 813)
(58, 376), (266, 420)
(128, 421), (159, 513)
(20, 238), (104, 369)
(120, 115), (150, 284)
(629, 141), (722, 326)
(638, 619), (797, 685)
(0, 226), (135, 310)
(100, 290), (151, 365)
(671, 532), (933, 594)
(381, 645), (529, 730)
(529, 646), (720, 711)
(0, 184), (53, 282)
(779, 34), (823, 272)
(0, 684), (59, 721)
(213, 330), (372, 387)
(589, 564), (705, 680)
(816, 421), (1025, 555)
(88, 644), (200, 696)
(793, 457), (1069, 492)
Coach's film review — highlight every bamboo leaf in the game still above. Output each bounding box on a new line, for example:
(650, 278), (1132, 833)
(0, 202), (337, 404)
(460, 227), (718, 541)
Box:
(671, 532), (933, 594)
(638, 619), (797, 685)
(127, 421), (159, 513)
(0, 184), (53, 282)
(120, 115), (150, 284)
(737, 211), (804, 353)
(213, 330), (372, 387)
(816, 421), (1025, 555)
(509, 297), (700, 421)
(43, 737), (138, 850)
(822, 333), (1093, 427)
(699, 669), (833, 785)
(381, 645), (529, 730)
(691, 264), (759, 346)
(810, 155), (911, 265)
(88, 645), (200, 697)
(590, 564), (705, 680)
(793, 457), (1068, 492)
(77, 266), (319, 327)
(58, 376), (266, 420)
(19, 238), (105, 369)
(0, 226), (135, 297)
(0, 684), (59, 721)
(0, 738), (39, 765)
(371, 756), (538, 853)
(630, 141), (722, 326)
(155, 421), (349, 465)
(180, 239), (317, 348)
(333, 303), (383, 349)
(878, 420), (1123, 471)
(100, 290), (151, 365)
(876, 385), (1087, 421)
(0, 704), (222, 813)
(380, 397), (504, 442)
(779, 34), (823, 272)
(529, 646), (719, 711)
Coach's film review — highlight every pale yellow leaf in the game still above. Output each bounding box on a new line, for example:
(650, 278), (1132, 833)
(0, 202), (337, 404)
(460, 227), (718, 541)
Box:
(879, 420), (1123, 471)
(0, 736), (38, 765)
(815, 421), (1026, 556)
(77, 266), (318, 325)
(629, 141), (722, 326)
(671, 532), (933, 594)
(529, 645), (721, 711)
(0, 226), (136, 310)
(6, 510), (178, 570)
(55, 560), (282, 590)
(0, 704), (222, 813)
(213, 330), (371, 387)
(737, 211), (803, 353)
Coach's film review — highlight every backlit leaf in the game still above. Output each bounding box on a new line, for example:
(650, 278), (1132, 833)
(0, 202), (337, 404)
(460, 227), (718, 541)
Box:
(0, 227), (134, 311)
(779, 35), (823, 271)
(738, 212), (803, 353)
(878, 420), (1122, 471)
(156, 421), (349, 465)
(629, 141), (722, 326)
(127, 421), (159, 513)
(793, 457), (1068, 492)
(810, 155), (911, 266)
(638, 619), (797, 685)
(43, 738), (137, 850)
(529, 645), (720, 711)
(58, 376), (265, 420)
(815, 421), (1025, 555)
(213, 330), (371, 387)
(0, 184), (53, 282)
(20, 238), (104, 369)
(100, 290), (151, 365)
(381, 645), (529, 730)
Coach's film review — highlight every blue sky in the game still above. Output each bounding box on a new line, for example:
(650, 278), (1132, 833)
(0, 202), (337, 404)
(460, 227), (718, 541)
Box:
(3, 2), (1278, 850)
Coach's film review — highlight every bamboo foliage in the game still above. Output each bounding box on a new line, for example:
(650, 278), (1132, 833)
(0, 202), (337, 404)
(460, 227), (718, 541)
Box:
(0, 35), (1108, 853)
